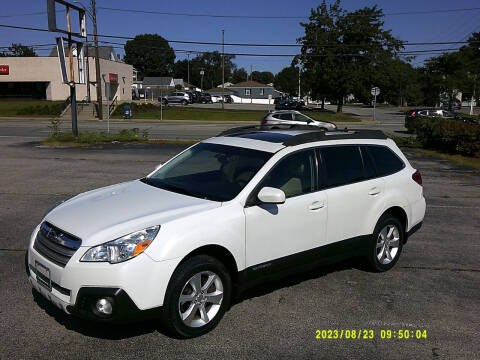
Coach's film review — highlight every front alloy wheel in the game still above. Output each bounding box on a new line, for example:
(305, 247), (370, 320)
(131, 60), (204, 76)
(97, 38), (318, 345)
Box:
(162, 255), (231, 338)
(178, 271), (223, 327)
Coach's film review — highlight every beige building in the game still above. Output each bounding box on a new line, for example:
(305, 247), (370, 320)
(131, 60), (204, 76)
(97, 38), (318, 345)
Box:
(0, 48), (132, 102)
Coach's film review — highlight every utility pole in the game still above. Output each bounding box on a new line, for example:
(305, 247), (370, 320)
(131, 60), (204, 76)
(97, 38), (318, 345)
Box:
(91, 0), (103, 119)
(250, 65), (252, 81)
(187, 51), (190, 87)
(85, 42), (90, 102)
(298, 65), (301, 100)
(221, 29), (225, 110)
(66, 7), (78, 136)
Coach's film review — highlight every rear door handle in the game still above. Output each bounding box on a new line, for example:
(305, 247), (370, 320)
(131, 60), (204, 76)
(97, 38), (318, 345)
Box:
(368, 187), (381, 195)
(309, 201), (325, 211)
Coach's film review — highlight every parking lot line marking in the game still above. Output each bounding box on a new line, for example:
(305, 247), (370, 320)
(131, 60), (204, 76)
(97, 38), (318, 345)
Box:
(401, 265), (480, 273)
(428, 205), (480, 209)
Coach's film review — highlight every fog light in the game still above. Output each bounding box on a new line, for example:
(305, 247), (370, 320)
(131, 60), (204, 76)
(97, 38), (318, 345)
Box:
(95, 298), (113, 315)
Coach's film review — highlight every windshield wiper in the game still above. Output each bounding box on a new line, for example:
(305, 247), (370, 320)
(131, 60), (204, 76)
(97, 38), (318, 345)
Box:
(141, 178), (218, 201)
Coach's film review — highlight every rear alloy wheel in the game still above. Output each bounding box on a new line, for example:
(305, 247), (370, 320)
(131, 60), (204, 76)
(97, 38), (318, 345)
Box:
(161, 255), (231, 338)
(367, 215), (404, 272)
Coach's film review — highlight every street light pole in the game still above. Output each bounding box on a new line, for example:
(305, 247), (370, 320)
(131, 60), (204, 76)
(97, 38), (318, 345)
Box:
(222, 29), (225, 110)
(91, 0), (103, 120)
(187, 52), (190, 88)
(298, 65), (301, 100)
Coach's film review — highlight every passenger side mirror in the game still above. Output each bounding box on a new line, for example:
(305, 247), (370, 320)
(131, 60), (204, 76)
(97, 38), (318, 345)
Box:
(257, 187), (286, 204)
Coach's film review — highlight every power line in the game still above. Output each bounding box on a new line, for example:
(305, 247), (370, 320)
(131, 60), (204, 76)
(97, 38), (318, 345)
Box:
(96, 6), (480, 19)
(2, 6), (480, 19)
(1, 23), (475, 49)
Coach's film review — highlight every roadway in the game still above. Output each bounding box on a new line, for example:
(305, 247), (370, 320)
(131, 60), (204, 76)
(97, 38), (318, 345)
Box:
(0, 105), (407, 140)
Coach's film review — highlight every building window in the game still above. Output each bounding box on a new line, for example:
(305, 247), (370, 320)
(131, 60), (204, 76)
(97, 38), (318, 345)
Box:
(260, 88), (264, 95)
(245, 89), (251, 95)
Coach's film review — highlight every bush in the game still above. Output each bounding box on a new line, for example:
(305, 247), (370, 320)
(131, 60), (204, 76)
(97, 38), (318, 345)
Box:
(16, 103), (64, 116)
(411, 117), (480, 157)
(45, 128), (148, 144)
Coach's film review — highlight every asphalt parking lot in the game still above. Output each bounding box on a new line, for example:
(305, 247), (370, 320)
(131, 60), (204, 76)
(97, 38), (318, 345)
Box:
(0, 137), (479, 359)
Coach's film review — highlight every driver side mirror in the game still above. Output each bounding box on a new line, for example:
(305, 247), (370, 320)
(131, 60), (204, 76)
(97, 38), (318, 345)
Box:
(257, 187), (286, 204)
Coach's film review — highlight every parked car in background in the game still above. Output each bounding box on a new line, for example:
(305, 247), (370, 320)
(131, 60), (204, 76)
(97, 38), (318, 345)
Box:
(132, 88), (145, 100)
(440, 98), (461, 110)
(210, 95), (221, 103)
(220, 94), (234, 103)
(261, 110), (337, 130)
(186, 91), (198, 103)
(275, 98), (304, 110)
(160, 92), (190, 105)
(405, 108), (478, 130)
(199, 93), (213, 104)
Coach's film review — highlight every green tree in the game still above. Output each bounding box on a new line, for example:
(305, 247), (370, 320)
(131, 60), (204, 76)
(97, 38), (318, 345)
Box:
(124, 34), (175, 79)
(174, 52), (236, 89)
(274, 66), (298, 96)
(232, 68), (248, 83)
(0, 43), (37, 57)
(423, 52), (469, 109)
(251, 71), (275, 85)
(298, 0), (402, 112)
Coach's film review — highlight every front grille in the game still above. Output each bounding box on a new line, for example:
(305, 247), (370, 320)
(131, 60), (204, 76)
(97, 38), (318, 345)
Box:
(33, 222), (82, 267)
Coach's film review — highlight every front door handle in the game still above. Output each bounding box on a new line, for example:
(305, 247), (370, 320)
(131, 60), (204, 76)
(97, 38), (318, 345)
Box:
(368, 187), (381, 195)
(309, 201), (325, 211)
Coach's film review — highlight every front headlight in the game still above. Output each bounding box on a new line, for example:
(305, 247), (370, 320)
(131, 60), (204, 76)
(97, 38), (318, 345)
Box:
(81, 226), (160, 264)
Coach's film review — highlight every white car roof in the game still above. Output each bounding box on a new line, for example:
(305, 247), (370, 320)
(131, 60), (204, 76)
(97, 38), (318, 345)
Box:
(202, 127), (390, 153)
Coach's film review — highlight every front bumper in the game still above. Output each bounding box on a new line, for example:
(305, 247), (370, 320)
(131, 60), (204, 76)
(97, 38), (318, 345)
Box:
(26, 226), (180, 321)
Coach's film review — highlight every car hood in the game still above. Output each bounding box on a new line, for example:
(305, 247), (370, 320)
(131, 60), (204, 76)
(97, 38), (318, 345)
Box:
(44, 180), (220, 246)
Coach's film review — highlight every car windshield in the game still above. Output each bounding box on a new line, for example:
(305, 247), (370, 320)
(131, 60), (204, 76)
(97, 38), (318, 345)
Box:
(143, 143), (272, 201)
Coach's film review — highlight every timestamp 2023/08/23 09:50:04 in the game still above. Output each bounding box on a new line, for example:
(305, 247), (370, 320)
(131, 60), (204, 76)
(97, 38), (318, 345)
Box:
(315, 329), (428, 340)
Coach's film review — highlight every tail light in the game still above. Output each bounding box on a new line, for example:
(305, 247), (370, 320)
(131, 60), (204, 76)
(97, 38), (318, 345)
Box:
(261, 118), (267, 125)
(412, 170), (422, 185)
(410, 111), (416, 118)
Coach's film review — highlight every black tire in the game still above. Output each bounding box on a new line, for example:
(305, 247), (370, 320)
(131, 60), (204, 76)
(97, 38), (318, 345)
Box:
(161, 255), (232, 338)
(366, 214), (404, 272)
(181, 100), (188, 106)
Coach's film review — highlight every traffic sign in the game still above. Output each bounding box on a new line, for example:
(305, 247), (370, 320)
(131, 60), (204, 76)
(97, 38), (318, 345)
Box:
(371, 87), (381, 96)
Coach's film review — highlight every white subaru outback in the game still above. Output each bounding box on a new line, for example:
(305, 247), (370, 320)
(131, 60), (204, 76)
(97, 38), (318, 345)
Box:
(26, 125), (426, 338)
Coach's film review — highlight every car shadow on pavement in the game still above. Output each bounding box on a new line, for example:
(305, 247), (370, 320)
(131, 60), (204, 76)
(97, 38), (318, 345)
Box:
(31, 288), (166, 339)
(234, 259), (360, 305)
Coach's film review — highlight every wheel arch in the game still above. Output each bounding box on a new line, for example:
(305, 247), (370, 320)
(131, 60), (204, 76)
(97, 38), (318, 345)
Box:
(178, 245), (239, 285)
(378, 206), (408, 242)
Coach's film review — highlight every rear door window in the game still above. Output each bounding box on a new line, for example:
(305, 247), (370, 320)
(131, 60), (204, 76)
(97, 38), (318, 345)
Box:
(320, 146), (364, 188)
(366, 146), (405, 176)
(279, 113), (293, 120)
(294, 113), (311, 123)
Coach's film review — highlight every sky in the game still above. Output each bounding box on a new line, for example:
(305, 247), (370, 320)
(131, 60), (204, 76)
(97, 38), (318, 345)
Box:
(1, 0), (479, 75)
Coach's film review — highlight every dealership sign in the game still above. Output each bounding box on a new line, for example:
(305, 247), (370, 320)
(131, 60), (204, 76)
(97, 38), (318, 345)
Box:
(0, 65), (9, 75)
(109, 73), (118, 83)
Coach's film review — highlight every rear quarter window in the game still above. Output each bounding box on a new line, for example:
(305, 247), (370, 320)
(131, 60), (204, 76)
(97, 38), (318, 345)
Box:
(367, 146), (405, 176)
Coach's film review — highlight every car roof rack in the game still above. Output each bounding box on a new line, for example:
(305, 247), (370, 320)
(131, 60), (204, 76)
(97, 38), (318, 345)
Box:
(282, 129), (387, 146)
(217, 125), (387, 146)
